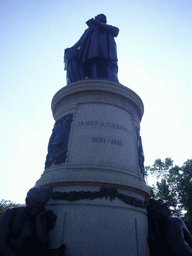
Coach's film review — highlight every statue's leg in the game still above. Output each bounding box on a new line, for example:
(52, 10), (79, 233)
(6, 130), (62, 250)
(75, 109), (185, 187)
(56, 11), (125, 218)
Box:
(107, 61), (119, 83)
(82, 61), (91, 79)
(91, 63), (97, 78)
(96, 58), (108, 78)
(82, 59), (96, 79)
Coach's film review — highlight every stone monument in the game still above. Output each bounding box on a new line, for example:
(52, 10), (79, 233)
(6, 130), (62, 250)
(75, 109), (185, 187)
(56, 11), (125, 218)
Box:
(36, 14), (150, 255)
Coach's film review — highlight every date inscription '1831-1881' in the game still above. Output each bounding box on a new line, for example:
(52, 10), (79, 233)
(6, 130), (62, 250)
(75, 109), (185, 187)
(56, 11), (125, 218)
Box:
(92, 137), (123, 147)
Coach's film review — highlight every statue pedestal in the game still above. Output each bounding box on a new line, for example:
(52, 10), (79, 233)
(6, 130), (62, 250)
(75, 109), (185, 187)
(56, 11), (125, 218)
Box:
(36, 80), (150, 256)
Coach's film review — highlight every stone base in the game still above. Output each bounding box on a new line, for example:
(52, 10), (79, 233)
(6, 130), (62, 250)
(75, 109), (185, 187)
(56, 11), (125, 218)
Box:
(36, 80), (150, 255)
(47, 185), (149, 256)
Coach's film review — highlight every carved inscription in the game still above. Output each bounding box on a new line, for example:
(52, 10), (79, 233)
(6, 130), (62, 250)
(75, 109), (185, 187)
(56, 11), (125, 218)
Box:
(77, 120), (133, 135)
(92, 137), (123, 147)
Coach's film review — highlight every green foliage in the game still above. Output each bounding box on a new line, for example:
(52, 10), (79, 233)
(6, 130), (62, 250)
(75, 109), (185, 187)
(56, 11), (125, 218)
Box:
(149, 185), (156, 198)
(0, 199), (19, 219)
(149, 158), (173, 179)
(177, 160), (192, 222)
(156, 179), (170, 199)
(146, 158), (192, 218)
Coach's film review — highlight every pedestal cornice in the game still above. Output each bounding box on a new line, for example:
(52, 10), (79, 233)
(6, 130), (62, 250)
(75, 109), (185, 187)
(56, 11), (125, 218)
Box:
(51, 80), (144, 122)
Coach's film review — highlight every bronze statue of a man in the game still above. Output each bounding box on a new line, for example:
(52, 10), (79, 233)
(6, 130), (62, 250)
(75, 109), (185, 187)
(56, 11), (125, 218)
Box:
(0, 187), (65, 256)
(147, 198), (192, 256)
(64, 14), (119, 84)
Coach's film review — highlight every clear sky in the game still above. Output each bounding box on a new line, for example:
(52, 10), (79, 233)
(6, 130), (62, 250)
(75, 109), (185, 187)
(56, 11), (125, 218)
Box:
(1, 0), (191, 204)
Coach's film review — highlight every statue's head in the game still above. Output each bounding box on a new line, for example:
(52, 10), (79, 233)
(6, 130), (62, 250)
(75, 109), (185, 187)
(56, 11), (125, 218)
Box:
(25, 187), (51, 215)
(95, 14), (107, 24)
(147, 198), (171, 220)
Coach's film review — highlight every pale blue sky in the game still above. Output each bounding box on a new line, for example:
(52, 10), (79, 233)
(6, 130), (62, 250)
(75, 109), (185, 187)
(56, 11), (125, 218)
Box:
(1, 0), (191, 203)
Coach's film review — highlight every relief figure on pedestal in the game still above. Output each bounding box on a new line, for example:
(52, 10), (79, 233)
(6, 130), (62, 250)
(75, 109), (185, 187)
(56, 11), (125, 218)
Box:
(135, 126), (145, 176)
(45, 114), (73, 169)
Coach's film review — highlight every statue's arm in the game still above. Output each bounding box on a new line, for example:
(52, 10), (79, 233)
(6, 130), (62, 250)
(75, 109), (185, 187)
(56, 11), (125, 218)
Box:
(36, 210), (57, 244)
(36, 211), (49, 244)
(93, 19), (119, 37)
(166, 218), (192, 255)
(183, 226), (192, 248)
(0, 209), (18, 256)
(86, 18), (98, 30)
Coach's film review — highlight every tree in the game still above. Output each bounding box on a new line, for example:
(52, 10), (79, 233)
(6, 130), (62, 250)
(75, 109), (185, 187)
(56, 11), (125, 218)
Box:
(175, 160), (192, 227)
(149, 158), (173, 179)
(156, 178), (179, 216)
(0, 199), (19, 220)
(147, 158), (192, 218)
(147, 158), (177, 212)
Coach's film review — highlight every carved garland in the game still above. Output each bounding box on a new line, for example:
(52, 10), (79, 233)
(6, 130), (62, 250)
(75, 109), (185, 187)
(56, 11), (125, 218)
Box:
(51, 187), (147, 209)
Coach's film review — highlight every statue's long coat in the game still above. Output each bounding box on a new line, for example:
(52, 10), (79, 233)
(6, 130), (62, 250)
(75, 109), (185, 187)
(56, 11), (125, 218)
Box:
(75, 26), (118, 64)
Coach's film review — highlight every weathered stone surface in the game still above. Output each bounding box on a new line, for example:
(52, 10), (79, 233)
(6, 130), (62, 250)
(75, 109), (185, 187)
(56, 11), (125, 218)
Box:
(36, 80), (150, 256)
